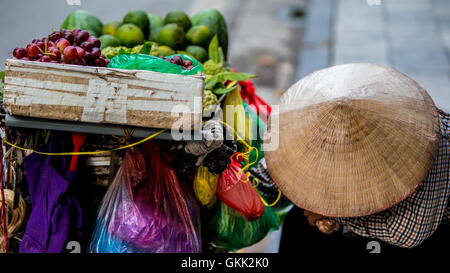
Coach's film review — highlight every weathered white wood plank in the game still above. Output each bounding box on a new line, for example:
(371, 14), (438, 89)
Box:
(3, 59), (205, 129)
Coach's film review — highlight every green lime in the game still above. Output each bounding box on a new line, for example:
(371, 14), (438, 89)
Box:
(156, 23), (186, 50)
(185, 45), (208, 63)
(148, 13), (164, 29)
(115, 23), (145, 48)
(186, 25), (213, 47)
(99, 35), (121, 49)
(149, 26), (162, 42)
(158, 45), (176, 57)
(164, 11), (191, 31)
(102, 21), (121, 36)
(123, 10), (150, 33)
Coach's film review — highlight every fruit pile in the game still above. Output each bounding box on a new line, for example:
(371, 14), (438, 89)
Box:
(60, 9), (228, 64)
(52, 9), (257, 112)
(162, 55), (194, 70)
(13, 29), (109, 67)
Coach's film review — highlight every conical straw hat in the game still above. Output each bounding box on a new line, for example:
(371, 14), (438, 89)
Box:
(264, 63), (440, 217)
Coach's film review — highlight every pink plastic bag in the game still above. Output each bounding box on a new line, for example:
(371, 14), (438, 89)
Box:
(90, 142), (201, 253)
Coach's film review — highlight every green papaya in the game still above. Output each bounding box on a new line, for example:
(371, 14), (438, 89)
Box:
(61, 10), (103, 37)
(191, 9), (229, 59)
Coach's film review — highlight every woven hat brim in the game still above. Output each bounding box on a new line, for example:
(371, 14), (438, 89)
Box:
(264, 64), (440, 217)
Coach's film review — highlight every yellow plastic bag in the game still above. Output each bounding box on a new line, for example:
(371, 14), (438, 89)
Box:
(193, 166), (219, 206)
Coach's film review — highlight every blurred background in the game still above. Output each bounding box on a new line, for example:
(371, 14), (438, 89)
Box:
(1, 0), (448, 109)
(1, 0), (449, 252)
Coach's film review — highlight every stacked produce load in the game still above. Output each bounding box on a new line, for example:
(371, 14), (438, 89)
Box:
(13, 29), (108, 67)
(0, 8), (291, 254)
(96, 9), (228, 62)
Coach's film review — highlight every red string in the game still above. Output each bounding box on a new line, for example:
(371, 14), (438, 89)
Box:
(0, 142), (8, 253)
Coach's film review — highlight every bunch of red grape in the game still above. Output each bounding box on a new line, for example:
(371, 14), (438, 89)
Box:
(161, 55), (194, 70)
(13, 29), (109, 67)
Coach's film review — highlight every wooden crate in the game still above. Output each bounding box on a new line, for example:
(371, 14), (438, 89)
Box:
(3, 59), (205, 130)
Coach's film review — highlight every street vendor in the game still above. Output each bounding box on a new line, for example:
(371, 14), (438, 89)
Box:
(262, 63), (449, 253)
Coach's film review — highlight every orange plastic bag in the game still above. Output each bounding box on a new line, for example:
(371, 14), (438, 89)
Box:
(216, 153), (265, 221)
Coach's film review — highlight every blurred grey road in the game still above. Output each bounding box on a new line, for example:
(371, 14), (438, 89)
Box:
(298, 0), (450, 111)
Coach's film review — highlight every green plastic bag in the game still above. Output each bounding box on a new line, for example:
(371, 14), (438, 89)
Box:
(108, 53), (203, 75)
(206, 201), (279, 250)
(243, 101), (265, 165)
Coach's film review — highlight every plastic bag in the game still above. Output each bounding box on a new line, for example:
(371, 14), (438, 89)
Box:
(193, 166), (219, 206)
(89, 220), (142, 253)
(243, 101), (265, 165)
(108, 53), (203, 75)
(89, 143), (202, 253)
(206, 201), (279, 250)
(239, 79), (272, 123)
(88, 148), (146, 253)
(216, 153), (265, 221)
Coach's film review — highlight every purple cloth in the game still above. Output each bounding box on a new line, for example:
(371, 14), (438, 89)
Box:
(19, 132), (82, 253)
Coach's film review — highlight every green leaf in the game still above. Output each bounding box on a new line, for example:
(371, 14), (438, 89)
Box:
(205, 71), (257, 90)
(208, 71), (257, 85)
(0, 70), (4, 98)
(221, 71), (257, 81)
(205, 76), (220, 90)
(0, 70), (5, 89)
(208, 35), (220, 63)
(139, 41), (153, 55)
(212, 85), (236, 95)
(218, 46), (225, 65)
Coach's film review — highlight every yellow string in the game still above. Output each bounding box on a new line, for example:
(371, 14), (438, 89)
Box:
(239, 173), (250, 184)
(259, 188), (282, 207)
(216, 120), (258, 175)
(1, 128), (167, 156)
(248, 172), (259, 187)
(247, 171), (281, 207)
(112, 127), (136, 144)
(2, 111), (281, 206)
(235, 171), (281, 207)
(217, 120), (281, 207)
